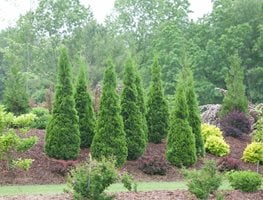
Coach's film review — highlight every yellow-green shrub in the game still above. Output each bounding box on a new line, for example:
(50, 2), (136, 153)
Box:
(12, 158), (34, 171)
(201, 124), (223, 142)
(13, 113), (37, 128)
(242, 142), (263, 164)
(205, 136), (230, 157)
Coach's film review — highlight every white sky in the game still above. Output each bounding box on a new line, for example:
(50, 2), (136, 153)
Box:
(0, 0), (212, 30)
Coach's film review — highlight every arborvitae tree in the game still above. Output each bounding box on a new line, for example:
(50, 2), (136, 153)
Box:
(135, 67), (148, 140)
(183, 66), (205, 157)
(121, 58), (147, 160)
(220, 54), (248, 116)
(74, 64), (95, 148)
(3, 66), (29, 115)
(166, 70), (196, 167)
(146, 56), (169, 143)
(91, 61), (127, 167)
(45, 47), (80, 160)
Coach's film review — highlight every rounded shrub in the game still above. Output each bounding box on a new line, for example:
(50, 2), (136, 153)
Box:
(242, 142), (263, 164)
(201, 123), (223, 142)
(217, 156), (241, 172)
(205, 136), (230, 157)
(228, 171), (262, 192)
(13, 113), (37, 128)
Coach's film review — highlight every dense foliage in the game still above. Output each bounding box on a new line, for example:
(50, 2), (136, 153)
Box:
(121, 58), (147, 160)
(45, 47), (80, 160)
(74, 64), (95, 148)
(91, 62), (128, 167)
(242, 142), (263, 164)
(205, 136), (230, 157)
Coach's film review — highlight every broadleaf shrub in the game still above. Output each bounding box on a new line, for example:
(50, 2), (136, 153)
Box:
(184, 161), (222, 200)
(138, 155), (168, 175)
(228, 171), (262, 192)
(217, 156), (241, 172)
(242, 142), (263, 164)
(201, 124), (223, 142)
(31, 107), (50, 129)
(205, 136), (230, 157)
(220, 111), (252, 138)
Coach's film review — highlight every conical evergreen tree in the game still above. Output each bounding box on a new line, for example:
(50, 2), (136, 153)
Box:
(220, 54), (248, 116)
(74, 63), (95, 148)
(146, 56), (169, 143)
(91, 61), (127, 167)
(3, 66), (29, 115)
(121, 58), (147, 160)
(45, 47), (80, 160)
(183, 66), (205, 157)
(166, 69), (196, 167)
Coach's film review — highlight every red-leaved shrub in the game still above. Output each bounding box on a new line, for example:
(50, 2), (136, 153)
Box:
(138, 155), (168, 175)
(217, 156), (241, 172)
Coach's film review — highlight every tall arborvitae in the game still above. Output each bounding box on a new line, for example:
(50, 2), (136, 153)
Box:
(166, 69), (196, 167)
(220, 54), (248, 116)
(121, 58), (147, 160)
(91, 61), (127, 167)
(146, 56), (169, 143)
(3, 66), (29, 115)
(135, 67), (148, 140)
(45, 47), (80, 160)
(183, 66), (205, 157)
(74, 63), (95, 148)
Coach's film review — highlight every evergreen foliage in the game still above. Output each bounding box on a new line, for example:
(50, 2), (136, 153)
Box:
(146, 56), (169, 143)
(91, 61), (127, 167)
(183, 66), (205, 157)
(220, 54), (248, 116)
(121, 58), (147, 160)
(166, 69), (196, 167)
(45, 47), (80, 160)
(3, 66), (29, 115)
(74, 64), (95, 148)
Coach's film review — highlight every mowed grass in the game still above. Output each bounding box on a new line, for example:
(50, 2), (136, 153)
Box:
(0, 181), (233, 196)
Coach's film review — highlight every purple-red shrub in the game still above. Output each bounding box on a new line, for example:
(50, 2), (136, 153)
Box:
(217, 156), (241, 172)
(138, 155), (168, 175)
(220, 111), (252, 138)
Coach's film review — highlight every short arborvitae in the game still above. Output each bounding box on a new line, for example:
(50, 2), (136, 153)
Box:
(45, 47), (80, 160)
(74, 64), (95, 148)
(166, 70), (196, 167)
(121, 58), (147, 160)
(146, 56), (169, 143)
(3, 66), (29, 115)
(183, 67), (205, 157)
(91, 61), (127, 167)
(220, 54), (248, 116)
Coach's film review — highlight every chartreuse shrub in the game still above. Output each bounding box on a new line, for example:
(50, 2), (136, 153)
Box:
(205, 136), (230, 157)
(242, 142), (263, 164)
(13, 113), (37, 128)
(91, 61), (127, 167)
(67, 157), (136, 200)
(201, 124), (223, 142)
(166, 69), (196, 167)
(31, 107), (50, 129)
(74, 64), (95, 148)
(146, 56), (169, 143)
(184, 161), (222, 200)
(228, 171), (262, 192)
(121, 58), (147, 160)
(45, 47), (80, 160)
(253, 117), (263, 143)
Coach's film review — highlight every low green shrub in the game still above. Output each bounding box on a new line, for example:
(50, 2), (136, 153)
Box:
(242, 142), (263, 164)
(252, 117), (263, 143)
(205, 136), (230, 157)
(121, 172), (137, 192)
(12, 158), (34, 171)
(31, 107), (50, 129)
(201, 124), (223, 142)
(228, 171), (262, 192)
(13, 113), (37, 128)
(184, 161), (222, 200)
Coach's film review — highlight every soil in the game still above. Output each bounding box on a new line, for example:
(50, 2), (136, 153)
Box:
(0, 129), (262, 199)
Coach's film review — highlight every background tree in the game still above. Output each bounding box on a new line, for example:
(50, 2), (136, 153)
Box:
(91, 61), (127, 167)
(121, 58), (147, 160)
(3, 66), (29, 115)
(45, 47), (80, 160)
(220, 54), (248, 116)
(166, 69), (196, 167)
(146, 56), (169, 143)
(74, 62), (95, 148)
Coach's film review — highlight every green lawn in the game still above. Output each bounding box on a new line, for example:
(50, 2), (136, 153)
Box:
(0, 181), (233, 196)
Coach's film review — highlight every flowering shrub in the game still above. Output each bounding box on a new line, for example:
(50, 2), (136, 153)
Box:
(220, 111), (252, 138)
(217, 156), (241, 172)
(205, 136), (230, 157)
(138, 155), (168, 175)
